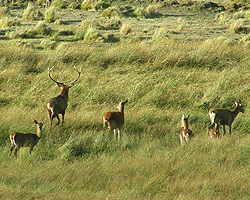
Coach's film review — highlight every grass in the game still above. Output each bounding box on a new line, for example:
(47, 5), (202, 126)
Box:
(23, 2), (43, 21)
(0, 0), (250, 199)
(0, 37), (250, 199)
(44, 6), (57, 23)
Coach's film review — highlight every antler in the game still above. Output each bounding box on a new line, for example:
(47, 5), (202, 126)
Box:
(48, 67), (64, 85)
(68, 66), (82, 85)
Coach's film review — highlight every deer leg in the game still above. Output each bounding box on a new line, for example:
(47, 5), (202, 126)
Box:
(9, 145), (15, 156)
(55, 115), (60, 125)
(179, 134), (183, 145)
(103, 118), (107, 129)
(209, 123), (215, 131)
(14, 145), (20, 158)
(114, 129), (116, 139)
(61, 113), (65, 124)
(117, 129), (121, 141)
(48, 110), (53, 125)
(228, 125), (232, 135)
(29, 146), (34, 155)
(222, 125), (226, 135)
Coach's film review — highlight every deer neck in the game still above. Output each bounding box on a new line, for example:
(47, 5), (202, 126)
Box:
(36, 128), (42, 139)
(232, 106), (241, 120)
(182, 120), (189, 129)
(60, 87), (69, 102)
(119, 105), (125, 114)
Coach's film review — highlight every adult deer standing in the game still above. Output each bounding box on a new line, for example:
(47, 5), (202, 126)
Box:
(179, 115), (193, 145)
(103, 99), (128, 141)
(46, 67), (81, 126)
(208, 100), (244, 135)
(9, 120), (44, 157)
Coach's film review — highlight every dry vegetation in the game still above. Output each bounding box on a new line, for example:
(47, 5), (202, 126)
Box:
(0, 0), (250, 199)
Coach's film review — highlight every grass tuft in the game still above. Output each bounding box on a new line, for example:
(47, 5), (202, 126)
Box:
(23, 2), (43, 21)
(0, 17), (21, 28)
(44, 6), (57, 23)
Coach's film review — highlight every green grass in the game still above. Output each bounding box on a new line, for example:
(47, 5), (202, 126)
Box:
(0, 0), (250, 199)
(0, 37), (250, 199)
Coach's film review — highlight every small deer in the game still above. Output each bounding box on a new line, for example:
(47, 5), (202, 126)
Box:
(208, 100), (244, 135)
(103, 99), (128, 141)
(179, 115), (193, 145)
(9, 120), (44, 157)
(47, 66), (81, 126)
(208, 122), (220, 139)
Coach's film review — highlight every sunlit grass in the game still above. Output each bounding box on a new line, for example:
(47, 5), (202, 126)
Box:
(0, 28), (250, 199)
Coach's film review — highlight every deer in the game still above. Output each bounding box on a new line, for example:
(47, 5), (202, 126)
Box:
(208, 122), (220, 139)
(179, 115), (193, 145)
(46, 66), (81, 126)
(9, 120), (44, 157)
(208, 100), (244, 135)
(103, 99), (128, 141)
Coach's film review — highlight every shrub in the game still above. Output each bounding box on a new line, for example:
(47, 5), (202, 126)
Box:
(23, 2), (43, 21)
(105, 34), (120, 43)
(152, 27), (168, 41)
(93, 0), (110, 11)
(0, 7), (12, 17)
(84, 27), (102, 42)
(51, 0), (68, 9)
(7, 27), (36, 39)
(102, 7), (120, 18)
(120, 23), (132, 35)
(54, 19), (67, 25)
(34, 21), (52, 35)
(40, 40), (57, 49)
(0, 17), (20, 28)
(55, 29), (74, 36)
(133, 7), (148, 18)
(81, 19), (100, 29)
(44, 6), (57, 23)
(105, 18), (121, 28)
(59, 135), (94, 160)
(81, 0), (93, 10)
(145, 4), (161, 18)
(230, 19), (250, 34)
(67, 2), (81, 9)
(75, 28), (87, 40)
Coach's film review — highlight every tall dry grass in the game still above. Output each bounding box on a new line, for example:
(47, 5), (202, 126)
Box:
(0, 37), (250, 199)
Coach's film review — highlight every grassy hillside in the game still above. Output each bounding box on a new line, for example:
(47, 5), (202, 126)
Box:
(0, 0), (250, 199)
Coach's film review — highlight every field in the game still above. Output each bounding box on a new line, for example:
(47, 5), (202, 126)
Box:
(0, 0), (250, 199)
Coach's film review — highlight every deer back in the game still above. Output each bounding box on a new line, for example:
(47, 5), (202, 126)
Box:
(103, 112), (124, 129)
(11, 133), (40, 147)
(209, 100), (244, 126)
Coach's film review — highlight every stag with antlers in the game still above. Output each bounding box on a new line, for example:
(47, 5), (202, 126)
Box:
(46, 66), (81, 126)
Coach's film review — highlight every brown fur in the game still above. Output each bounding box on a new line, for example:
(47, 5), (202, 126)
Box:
(103, 100), (128, 141)
(47, 67), (81, 125)
(10, 120), (44, 157)
(209, 100), (244, 135)
(179, 115), (193, 145)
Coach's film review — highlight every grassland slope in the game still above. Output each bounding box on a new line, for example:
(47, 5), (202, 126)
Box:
(0, 0), (250, 199)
